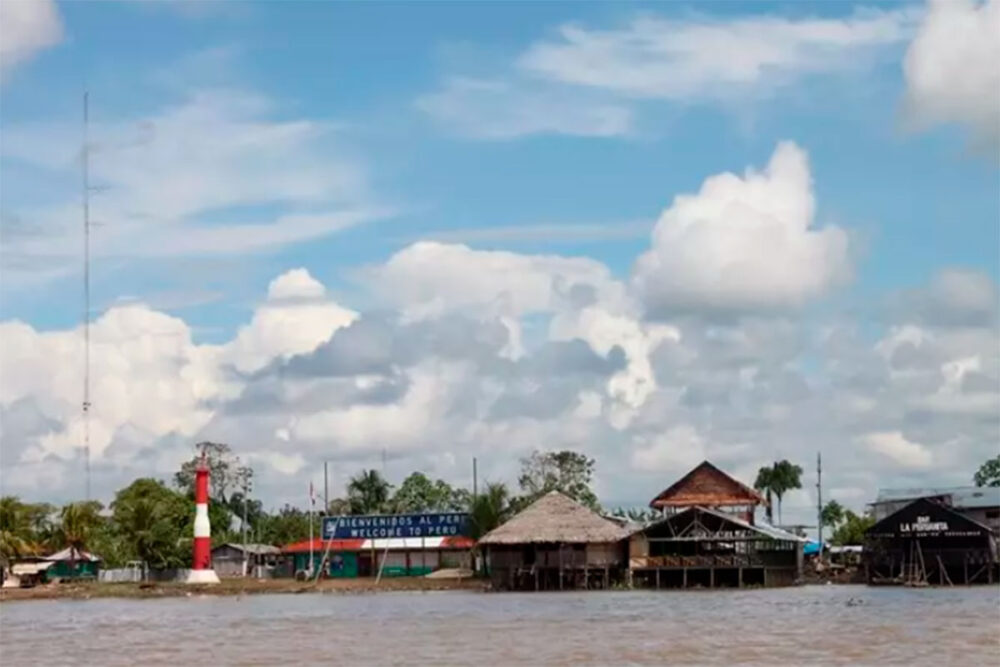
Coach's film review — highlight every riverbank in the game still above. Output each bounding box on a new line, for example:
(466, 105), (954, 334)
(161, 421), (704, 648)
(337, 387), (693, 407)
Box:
(0, 576), (486, 602)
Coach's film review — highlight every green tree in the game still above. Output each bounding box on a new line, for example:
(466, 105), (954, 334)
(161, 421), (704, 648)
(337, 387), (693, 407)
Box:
(347, 470), (393, 514)
(257, 505), (318, 546)
(468, 482), (511, 540)
(0, 497), (38, 573)
(390, 472), (466, 513)
(55, 501), (104, 571)
(771, 460), (803, 525)
(755, 460), (803, 524)
(820, 500), (845, 528)
(830, 510), (875, 546)
(516, 450), (600, 511)
(174, 441), (249, 503)
(112, 479), (191, 569)
(974, 455), (1000, 487)
(754, 467), (776, 523)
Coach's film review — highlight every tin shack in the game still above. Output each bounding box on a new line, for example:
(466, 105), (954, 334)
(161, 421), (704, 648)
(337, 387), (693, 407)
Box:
(864, 497), (998, 586)
(282, 536), (473, 578)
(478, 491), (629, 591)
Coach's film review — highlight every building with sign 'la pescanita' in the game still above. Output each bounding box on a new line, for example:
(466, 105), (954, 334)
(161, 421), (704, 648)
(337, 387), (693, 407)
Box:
(864, 495), (999, 586)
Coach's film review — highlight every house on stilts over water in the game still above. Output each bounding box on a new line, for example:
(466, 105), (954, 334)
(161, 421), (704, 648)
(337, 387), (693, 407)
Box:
(628, 461), (806, 589)
(864, 496), (998, 586)
(479, 491), (629, 591)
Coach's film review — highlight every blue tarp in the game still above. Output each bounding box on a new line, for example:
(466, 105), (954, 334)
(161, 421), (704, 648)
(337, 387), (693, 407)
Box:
(803, 541), (823, 555)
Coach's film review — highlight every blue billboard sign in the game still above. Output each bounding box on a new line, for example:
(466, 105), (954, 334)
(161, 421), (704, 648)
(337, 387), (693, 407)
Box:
(322, 512), (469, 539)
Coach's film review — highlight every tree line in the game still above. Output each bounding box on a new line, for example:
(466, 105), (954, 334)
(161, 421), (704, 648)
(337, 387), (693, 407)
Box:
(4, 448), (997, 571)
(0, 446), (602, 572)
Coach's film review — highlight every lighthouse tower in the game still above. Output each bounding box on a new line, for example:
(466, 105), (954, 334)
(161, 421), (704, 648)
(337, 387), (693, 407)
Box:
(185, 453), (220, 584)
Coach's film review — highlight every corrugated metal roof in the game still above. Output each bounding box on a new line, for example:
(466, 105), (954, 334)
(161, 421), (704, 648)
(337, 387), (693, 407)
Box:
(875, 486), (1000, 509)
(215, 543), (280, 555)
(45, 547), (100, 562)
(697, 506), (808, 543)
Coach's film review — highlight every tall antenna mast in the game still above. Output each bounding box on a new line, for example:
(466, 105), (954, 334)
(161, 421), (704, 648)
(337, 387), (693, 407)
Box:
(82, 91), (92, 501)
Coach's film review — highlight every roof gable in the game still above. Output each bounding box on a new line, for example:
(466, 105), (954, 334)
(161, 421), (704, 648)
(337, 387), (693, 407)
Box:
(649, 461), (764, 509)
(479, 491), (629, 545)
(866, 497), (993, 540)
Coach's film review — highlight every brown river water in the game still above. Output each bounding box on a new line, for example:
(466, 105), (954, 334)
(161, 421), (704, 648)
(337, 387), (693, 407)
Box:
(1, 585), (998, 666)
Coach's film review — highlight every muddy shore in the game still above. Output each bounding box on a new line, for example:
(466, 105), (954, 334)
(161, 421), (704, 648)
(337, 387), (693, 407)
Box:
(0, 576), (486, 603)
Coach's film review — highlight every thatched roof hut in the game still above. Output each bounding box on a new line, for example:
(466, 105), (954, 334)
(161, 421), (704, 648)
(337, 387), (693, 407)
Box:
(479, 491), (629, 545)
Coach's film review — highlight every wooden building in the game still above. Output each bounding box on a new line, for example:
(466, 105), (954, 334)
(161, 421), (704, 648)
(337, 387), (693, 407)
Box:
(629, 506), (805, 589)
(211, 543), (281, 578)
(649, 460), (766, 522)
(864, 497), (998, 586)
(479, 491), (629, 591)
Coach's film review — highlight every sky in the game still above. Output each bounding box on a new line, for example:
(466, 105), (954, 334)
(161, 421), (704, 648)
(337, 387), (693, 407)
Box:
(0, 0), (998, 529)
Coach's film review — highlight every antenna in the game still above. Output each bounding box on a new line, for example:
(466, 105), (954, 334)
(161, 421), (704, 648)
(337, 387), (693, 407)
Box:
(82, 91), (92, 502)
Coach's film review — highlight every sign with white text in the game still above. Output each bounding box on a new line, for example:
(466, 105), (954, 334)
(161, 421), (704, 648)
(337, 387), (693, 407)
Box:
(322, 512), (469, 539)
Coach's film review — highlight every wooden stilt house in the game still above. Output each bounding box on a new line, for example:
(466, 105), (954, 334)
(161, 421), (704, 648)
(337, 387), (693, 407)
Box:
(479, 491), (629, 591)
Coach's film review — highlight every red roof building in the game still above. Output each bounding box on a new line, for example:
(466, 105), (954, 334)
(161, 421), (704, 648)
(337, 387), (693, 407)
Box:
(648, 461), (766, 523)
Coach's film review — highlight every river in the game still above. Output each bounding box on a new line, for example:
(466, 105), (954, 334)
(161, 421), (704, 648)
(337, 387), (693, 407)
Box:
(1, 585), (997, 665)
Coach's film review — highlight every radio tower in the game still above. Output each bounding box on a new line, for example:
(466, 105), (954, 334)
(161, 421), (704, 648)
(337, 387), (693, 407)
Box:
(81, 92), (92, 502)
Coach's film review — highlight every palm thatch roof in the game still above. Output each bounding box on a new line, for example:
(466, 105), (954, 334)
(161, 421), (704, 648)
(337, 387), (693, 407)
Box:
(479, 491), (629, 545)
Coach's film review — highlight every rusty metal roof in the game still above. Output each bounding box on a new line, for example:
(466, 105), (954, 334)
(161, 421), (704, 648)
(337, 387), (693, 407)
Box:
(648, 461), (765, 509)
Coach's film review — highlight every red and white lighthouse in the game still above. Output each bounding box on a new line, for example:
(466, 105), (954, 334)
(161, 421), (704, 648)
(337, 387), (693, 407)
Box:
(185, 453), (220, 584)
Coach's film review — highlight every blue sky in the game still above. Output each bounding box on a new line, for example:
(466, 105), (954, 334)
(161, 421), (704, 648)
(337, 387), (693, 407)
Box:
(3, 0), (997, 334)
(1, 0), (998, 516)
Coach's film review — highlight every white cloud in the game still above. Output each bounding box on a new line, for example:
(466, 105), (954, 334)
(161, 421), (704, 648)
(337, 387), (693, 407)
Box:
(1, 88), (383, 287)
(2, 252), (997, 517)
(419, 7), (915, 139)
(417, 77), (633, 139)
(520, 9), (915, 100)
(903, 0), (1000, 147)
(630, 425), (708, 473)
(863, 431), (934, 469)
(367, 241), (621, 319)
(221, 269), (357, 374)
(633, 141), (850, 313)
(0, 0), (63, 80)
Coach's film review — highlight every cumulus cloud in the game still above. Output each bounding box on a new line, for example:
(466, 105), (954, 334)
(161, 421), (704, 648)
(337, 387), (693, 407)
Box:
(0, 0), (63, 81)
(863, 431), (934, 469)
(367, 241), (622, 319)
(633, 141), (850, 314)
(2, 249), (997, 518)
(892, 268), (998, 328)
(903, 0), (1000, 148)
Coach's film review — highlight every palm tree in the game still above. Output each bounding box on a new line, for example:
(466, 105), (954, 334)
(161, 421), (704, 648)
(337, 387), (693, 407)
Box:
(57, 501), (103, 575)
(347, 470), (392, 514)
(0, 497), (38, 574)
(468, 482), (510, 540)
(771, 460), (803, 525)
(754, 467), (776, 524)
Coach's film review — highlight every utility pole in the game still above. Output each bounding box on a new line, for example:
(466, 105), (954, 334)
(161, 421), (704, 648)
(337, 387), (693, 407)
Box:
(472, 457), (478, 501)
(81, 91), (92, 502)
(816, 452), (823, 549)
(324, 461), (329, 513)
(242, 467), (251, 577)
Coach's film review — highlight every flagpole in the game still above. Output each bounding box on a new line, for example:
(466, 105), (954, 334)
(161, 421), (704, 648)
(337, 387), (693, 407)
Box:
(309, 481), (314, 577)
